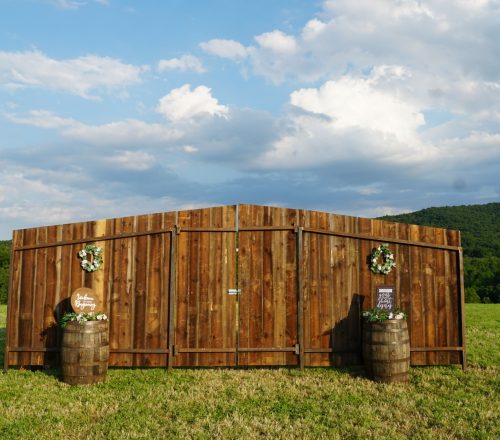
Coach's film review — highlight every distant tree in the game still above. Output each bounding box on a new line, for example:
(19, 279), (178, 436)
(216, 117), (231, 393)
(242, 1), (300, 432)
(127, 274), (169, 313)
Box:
(465, 287), (481, 303)
(0, 240), (11, 304)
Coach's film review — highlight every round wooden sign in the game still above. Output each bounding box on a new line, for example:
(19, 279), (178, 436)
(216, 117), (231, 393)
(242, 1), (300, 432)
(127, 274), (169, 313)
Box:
(71, 287), (102, 313)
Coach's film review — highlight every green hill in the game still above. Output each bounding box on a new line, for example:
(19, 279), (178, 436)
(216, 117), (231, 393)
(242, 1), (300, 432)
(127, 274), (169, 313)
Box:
(380, 202), (500, 303)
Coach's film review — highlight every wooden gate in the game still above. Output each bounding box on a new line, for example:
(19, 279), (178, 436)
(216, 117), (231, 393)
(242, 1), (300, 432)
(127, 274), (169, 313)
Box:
(4, 204), (466, 370)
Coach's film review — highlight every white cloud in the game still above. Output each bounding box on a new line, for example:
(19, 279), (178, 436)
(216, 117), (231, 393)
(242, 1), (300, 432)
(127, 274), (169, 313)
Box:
(183, 145), (199, 154)
(103, 150), (156, 171)
(0, 50), (146, 99)
(47, 0), (109, 9)
(206, 0), (499, 93)
(0, 165), (203, 234)
(254, 30), (297, 54)
(3, 110), (182, 145)
(1, 0), (498, 234)
(156, 84), (229, 122)
(199, 39), (248, 60)
(157, 54), (205, 73)
(290, 75), (425, 144)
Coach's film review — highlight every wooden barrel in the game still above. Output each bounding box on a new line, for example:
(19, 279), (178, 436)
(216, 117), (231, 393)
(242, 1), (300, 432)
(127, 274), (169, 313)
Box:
(61, 320), (109, 385)
(362, 319), (410, 383)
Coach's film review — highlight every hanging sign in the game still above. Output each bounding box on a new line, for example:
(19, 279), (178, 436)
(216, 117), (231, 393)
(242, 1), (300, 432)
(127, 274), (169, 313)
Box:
(71, 287), (102, 313)
(375, 285), (396, 311)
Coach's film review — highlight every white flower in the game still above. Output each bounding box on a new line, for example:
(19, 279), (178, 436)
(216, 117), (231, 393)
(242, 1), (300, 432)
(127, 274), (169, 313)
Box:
(396, 313), (404, 320)
(388, 312), (394, 319)
(79, 250), (87, 257)
(96, 247), (101, 252)
(101, 314), (107, 320)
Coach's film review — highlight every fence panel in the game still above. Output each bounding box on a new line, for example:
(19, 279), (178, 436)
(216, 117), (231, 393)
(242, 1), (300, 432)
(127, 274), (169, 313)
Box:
(173, 206), (237, 367)
(5, 204), (464, 370)
(238, 205), (299, 366)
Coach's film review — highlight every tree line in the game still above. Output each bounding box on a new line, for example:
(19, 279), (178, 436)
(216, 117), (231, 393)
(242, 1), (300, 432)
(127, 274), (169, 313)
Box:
(380, 202), (500, 303)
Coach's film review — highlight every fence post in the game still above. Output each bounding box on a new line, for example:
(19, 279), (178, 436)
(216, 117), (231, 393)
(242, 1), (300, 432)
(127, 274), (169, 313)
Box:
(167, 227), (178, 369)
(296, 226), (304, 370)
(457, 245), (467, 370)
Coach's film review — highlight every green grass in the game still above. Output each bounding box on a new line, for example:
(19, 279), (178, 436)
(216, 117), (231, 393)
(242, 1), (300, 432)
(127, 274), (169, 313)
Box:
(1, 305), (499, 439)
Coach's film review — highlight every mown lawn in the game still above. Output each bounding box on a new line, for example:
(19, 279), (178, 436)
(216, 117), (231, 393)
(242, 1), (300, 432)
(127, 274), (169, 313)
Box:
(1, 304), (499, 439)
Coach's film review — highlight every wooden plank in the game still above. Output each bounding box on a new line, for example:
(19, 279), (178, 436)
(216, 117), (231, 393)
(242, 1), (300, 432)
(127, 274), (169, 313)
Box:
(409, 225), (425, 365)
(434, 228), (450, 365)
(132, 214), (149, 366)
(92, 219), (108, 314)
(5, 230), (22, 368)
(284, 209), (298, 367)
(175, 210), (190, 367)
(176, 348), (236, 353)
(223, 205), (237, 367)
(189, 209), (201, 366)
(145, 213), (165, 367)
(42, 226), (58, 367)
(237, 205), (250, 366)
(335, 215), (348, 367)
(109, 216), (134, 366)
(31, 227), (47, 365)
(457, 245), (467, 369)
(345, 215), (360, 366)
(198, 208), (211, 366)
(397, 223), (412, 339)
(317, 211), (332, 367)
(12, 227), (172, 251)
(423, 227), (437, 365)
(296, 226), (304, 369)
(167, 224), (177, 369)
(18, 229), (36, 366)
(308, 210), (321, 366)
(209, 208), (222, 366)
(300, 227), (459, 251)
(411, 347), (464, 352)
(208, 206), (231, 366)
(447, 229), (460, 364)
(262, 207), (274, 365)
(250, 206), (264, 366)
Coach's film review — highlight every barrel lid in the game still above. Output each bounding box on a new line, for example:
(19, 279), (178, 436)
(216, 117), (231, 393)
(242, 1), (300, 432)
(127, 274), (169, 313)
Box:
(71, 287), (102, 313)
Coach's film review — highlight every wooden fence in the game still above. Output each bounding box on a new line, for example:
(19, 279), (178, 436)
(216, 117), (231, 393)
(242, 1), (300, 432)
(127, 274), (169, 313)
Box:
(4, 204), (466, 370)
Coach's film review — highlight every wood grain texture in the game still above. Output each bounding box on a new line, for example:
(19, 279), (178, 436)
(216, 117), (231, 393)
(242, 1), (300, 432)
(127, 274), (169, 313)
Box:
(5, 204), (464, 369)
(238, 205), (298, 366)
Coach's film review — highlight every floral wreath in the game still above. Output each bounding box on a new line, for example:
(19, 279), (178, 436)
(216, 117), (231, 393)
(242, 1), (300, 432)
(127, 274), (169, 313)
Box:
(78, 244), (103, 272)
(370, 243), (396, 274)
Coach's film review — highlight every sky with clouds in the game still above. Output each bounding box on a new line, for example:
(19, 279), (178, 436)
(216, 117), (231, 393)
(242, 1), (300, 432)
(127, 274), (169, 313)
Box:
(0, 0), (499, 238)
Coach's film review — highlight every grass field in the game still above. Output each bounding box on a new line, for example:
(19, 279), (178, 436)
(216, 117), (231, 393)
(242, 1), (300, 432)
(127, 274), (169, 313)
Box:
(1, 304), (499, 439)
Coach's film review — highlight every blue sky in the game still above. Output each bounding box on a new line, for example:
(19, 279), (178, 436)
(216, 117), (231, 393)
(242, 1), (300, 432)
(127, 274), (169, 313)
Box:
(0, 0), (499, 238)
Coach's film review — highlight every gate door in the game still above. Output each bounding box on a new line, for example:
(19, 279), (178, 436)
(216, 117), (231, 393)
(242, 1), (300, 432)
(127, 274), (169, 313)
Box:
(237, 205), (299, 366)
(172, 206), (238, 367)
